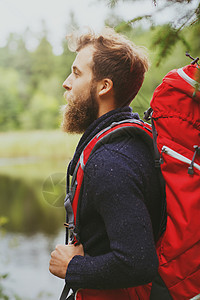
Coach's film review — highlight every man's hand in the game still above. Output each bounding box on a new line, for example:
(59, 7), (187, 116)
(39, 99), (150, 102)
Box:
(49, 244), (84, 278)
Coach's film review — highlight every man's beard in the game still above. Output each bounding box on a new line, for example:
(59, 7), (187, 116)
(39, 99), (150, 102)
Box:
(61, 85), (99, 134)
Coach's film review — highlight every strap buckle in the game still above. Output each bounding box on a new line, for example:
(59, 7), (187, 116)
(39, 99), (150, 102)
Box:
(64, 194), (76, 244)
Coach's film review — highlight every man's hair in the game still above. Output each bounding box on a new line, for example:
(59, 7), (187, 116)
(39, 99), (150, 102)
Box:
(67, 28), (149, 107)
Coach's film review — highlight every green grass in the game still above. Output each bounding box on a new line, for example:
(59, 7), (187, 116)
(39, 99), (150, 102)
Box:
(0, 130), (80, 180)
(0, 130), (80, 159)
(0, 159), (68, 181)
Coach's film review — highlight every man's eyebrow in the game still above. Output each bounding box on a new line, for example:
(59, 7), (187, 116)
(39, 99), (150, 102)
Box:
(72, 65), (82, 74)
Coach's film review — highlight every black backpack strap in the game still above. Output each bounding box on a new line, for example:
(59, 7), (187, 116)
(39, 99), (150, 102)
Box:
(150, 273), (173, 300)
(144, 107), (160, 167)
(151, 118), (161, 168)
(151, 117), (167, 240)
(144, 107), (167, 240)
(59, 165), (76, 300)
(59, 285), (73, 300)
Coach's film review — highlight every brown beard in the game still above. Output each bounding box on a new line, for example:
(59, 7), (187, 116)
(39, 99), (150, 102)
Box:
(61, 84), (99, 134)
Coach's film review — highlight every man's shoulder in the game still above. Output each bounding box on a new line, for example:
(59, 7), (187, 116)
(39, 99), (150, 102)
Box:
(94, 132), (152, 158)
(84, 133), (154, 176)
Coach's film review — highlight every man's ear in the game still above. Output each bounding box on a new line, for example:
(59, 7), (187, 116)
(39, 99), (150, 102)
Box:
(98, 78), (113, 97)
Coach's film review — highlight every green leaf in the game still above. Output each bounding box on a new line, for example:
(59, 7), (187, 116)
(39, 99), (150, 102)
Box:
(0, 273), (9, 280)
(0, 217), (9, 227)
(115, 21), (132, 33)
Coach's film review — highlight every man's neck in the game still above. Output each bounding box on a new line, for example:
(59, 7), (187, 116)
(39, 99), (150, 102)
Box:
(97, 98), (116, 118)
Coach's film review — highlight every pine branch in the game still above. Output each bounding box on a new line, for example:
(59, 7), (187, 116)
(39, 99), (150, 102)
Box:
(115, 21), (132, 32)
(108, 0), (199, 65)
(129, 14), (152, 24)
(151, 24), (191, 66)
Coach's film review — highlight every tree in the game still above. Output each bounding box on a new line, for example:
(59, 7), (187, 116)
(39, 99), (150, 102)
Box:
(102, 0), (200, 65)
(31, 37), (55, 87)
(0, 68), (22, 130)
(30, 21), (56, 91)
(56, 10), (78, 80)
(20, 90), (60, 130)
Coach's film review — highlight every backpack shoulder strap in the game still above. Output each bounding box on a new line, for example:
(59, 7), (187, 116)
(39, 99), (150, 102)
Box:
(88, 119), (153, 161)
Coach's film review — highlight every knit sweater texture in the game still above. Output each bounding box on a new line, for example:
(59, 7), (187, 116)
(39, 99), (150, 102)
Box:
(66, 106), (163, 291)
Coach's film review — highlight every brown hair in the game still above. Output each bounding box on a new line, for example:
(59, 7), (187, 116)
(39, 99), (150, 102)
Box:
(67, 28), (149, 107)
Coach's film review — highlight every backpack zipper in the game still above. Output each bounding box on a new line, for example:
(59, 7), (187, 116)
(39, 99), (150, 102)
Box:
(161, 145), (200, 173)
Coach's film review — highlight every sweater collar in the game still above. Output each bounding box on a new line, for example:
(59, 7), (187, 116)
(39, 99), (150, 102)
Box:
(69, 106), (140, 175)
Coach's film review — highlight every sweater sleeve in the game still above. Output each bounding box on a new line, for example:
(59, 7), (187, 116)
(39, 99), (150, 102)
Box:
(66, 141), (159, 290)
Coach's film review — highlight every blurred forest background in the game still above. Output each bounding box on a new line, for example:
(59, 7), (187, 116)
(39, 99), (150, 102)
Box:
(0, 2), (199, 132)
(0, 0), (199, 299)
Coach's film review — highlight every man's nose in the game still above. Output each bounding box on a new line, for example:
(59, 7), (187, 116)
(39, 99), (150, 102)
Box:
(63, 76), (72, 90)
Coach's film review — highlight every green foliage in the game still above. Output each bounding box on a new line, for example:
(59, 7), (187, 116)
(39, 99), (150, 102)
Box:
(0, 24), (79, 132)
(20, 91), (59, 129)
(56, 41), (76, 80)
(0, 68), (23, 131)
(107, 0), (200, 65)
(0, 216), (9, 227)
(151, 24), (191, 66)
(115, 21), (133, 33)
(0, 273), (9, 300)
(31, 37), (55, 87)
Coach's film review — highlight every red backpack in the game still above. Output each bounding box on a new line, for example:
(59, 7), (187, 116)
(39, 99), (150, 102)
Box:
(61, 61), (200, 300)
(143, 61), (200, 299)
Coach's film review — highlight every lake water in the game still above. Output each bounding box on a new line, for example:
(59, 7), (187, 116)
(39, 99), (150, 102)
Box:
(0, 158), (69, 300)
(0, 230), (65, 300)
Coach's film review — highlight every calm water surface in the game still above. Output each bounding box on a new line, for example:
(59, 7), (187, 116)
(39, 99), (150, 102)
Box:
(0, 231), (65, 300)
(0, 158), (68, 299)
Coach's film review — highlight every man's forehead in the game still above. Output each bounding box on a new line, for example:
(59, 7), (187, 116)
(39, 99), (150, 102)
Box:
(73, 45), (95, 72)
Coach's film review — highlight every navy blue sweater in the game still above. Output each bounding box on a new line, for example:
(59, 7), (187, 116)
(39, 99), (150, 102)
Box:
(66, 107), (163, 290)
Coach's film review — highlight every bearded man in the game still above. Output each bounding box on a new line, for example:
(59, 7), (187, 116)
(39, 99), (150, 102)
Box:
(49, 28), (164, 300)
